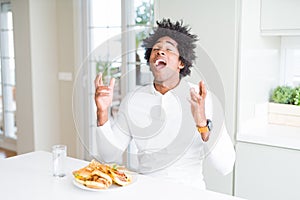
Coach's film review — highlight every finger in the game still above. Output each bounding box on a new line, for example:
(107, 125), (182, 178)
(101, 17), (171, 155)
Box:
(96, 86), (111, 94)
(187, 98), (193, 104)
(98, 92), (111, 96)
(187, 96), (196, 105)
(190, 89), (202, 102)
(194, 94), (202, 102)
(190, 87), (197, 96)
(94, 73), (103, 87)
(199, 81), (207, 98)
(95, 91), (110, 98)
(109, 77), (115, 89)
(190, 88), (197, 100)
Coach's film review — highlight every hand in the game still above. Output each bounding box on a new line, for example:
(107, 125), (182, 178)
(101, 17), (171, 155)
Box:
(94, 73), (115, 125)
(189, 81), (207, 127)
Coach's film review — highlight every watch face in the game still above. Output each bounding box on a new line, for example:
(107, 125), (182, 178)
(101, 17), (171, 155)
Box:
(207, 119), (213, 131)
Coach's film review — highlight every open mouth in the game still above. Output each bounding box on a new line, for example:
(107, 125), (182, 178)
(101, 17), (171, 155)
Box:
(155, 59), (167, 70)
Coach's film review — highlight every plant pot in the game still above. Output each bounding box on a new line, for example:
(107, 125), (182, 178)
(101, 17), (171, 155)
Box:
(268, 102), (300, 127)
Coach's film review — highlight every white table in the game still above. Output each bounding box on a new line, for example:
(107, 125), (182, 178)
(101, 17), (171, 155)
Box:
(0, 151), (245, 200)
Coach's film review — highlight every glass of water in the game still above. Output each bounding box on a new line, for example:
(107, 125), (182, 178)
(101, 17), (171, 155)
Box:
(52, 145), (67, 177)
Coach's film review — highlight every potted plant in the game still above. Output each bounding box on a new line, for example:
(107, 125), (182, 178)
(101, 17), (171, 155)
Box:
(268, 86), (300, 127)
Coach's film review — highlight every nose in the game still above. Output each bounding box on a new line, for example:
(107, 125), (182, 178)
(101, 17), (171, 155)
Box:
(156, 49), (165, 56)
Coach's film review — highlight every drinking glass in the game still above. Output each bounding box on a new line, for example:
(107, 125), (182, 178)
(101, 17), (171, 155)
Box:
(52, 145), (67, 177)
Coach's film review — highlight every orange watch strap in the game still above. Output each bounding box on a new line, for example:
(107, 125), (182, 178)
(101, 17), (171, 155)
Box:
(197, 126), (209, 133)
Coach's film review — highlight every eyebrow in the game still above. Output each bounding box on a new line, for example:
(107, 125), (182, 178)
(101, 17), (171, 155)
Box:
(154, 40), (177, 47)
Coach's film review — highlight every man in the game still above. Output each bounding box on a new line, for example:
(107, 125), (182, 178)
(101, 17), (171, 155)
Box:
(94, 18), (235, 189)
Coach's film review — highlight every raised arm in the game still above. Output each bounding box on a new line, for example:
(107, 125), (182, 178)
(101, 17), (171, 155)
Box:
(189, 81), (210, 142)
(94, 73), (115, 126)
(94, 74), (131, 164)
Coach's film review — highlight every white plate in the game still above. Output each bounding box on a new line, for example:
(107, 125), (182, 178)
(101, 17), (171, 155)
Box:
(73, 175), (137, 192)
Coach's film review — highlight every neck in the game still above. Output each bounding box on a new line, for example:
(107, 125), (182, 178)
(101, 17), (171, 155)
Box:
(154, 75), (180, 95)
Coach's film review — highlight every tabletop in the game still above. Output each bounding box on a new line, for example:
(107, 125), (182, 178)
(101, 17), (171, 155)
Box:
(0, 151), (245, 200)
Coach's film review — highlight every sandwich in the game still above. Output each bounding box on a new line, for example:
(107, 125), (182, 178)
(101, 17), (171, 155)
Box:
(72, 161), (112, 189)
(106, 164), (132, 186)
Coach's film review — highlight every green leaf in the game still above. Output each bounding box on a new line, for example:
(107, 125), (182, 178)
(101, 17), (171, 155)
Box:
(292, 86), (300, 106)
(271, 86), (294, 104)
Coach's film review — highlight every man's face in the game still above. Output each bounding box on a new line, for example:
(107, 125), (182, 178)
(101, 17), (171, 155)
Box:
(149, 36), (184, 83)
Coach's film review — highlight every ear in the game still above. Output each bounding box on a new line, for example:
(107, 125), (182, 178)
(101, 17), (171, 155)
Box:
(179, 61), (184, 69)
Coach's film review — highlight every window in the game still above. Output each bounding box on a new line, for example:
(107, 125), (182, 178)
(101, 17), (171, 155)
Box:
(87, 0), (154, 115)
(280, 37), (300, 87)
(0, 1), (17, 142)
(76, 0), (155, 158)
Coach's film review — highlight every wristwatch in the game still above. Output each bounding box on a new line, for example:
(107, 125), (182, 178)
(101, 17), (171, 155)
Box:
(197, 119), (213, 133)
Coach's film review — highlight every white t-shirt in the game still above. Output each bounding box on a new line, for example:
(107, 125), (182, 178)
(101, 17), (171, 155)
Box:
(95, 79), (235, 189)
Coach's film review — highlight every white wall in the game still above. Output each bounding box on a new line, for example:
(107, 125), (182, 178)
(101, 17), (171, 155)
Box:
(13, 0), (77, 156)
(29, 0), (61, 151)
(56, 0), (77, 158)
(238, 0), (280, 127)
(13, 0), (60, 153)
(12, 0), (35, 154)
(156, 0), (238, 195)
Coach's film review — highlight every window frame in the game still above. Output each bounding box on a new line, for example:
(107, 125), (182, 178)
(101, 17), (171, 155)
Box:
(0, 0), (17, 151)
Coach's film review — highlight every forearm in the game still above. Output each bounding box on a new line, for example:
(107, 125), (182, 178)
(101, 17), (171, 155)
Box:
(95, 120), (131, 164)
(205, 125), (236, 175)
(96, 128), (123, 164)
(97, 109), (109, 126)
